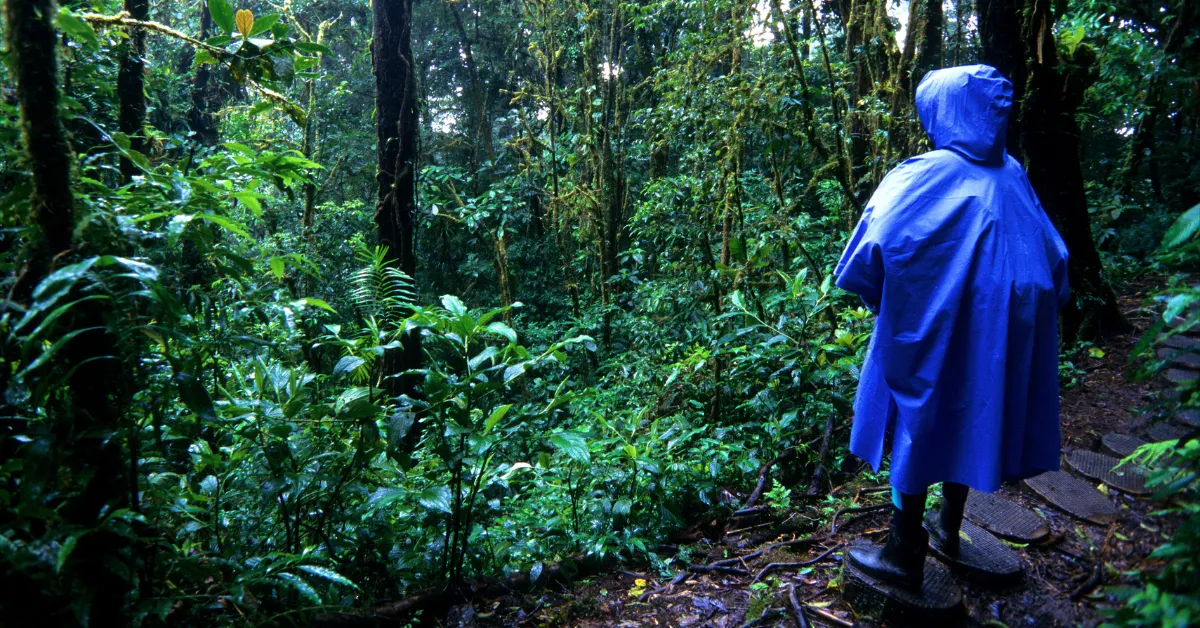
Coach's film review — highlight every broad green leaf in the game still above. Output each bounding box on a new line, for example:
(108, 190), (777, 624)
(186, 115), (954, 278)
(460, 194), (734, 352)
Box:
(277, 573), (320, 603)
(1163, 203), (1200, 250)
(548, 432), (589, 463)
(56, 8), (99, 50)
(56, 535), (79, 574)
(32, 257), (99, 307)
(332, 356), (365, 377)
(232, 192), (263, 216)
(486, 322), (518, 344)
(503, 362), (526, 383)
(368, 487), (407, 508)
(225, 142), (255, 157)
(196, 213), (251, 240)
(295, 41), (334, 56)
(248, 13), (279, 36)
(174, 373), (216, 422)
(441, 295), (467, 317)
(268, 257), (285, 279)
(291, 297), (337, 313)
(208, 0), (236, 35)
(418, 486), (453, 514)
(469, 345), (499, 371)
(297, 565), (357, 588)
(483, 404), (513, 435)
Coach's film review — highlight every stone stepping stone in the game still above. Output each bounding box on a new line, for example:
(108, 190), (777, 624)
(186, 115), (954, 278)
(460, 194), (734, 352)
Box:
(1176, 407), (1200, 427)
(1157, 347), (1200, 369)
(1024, 471), (1118, 525)
(1161, 334), (1200, 351)
(963, 489), (1049, 543)
(1165, 368), (1199, 386)
(1063, 449), (1150, 496)
(1146, 422), (1188, 442)
(842, 543), (963, 624)
(1102, 433), (1147, 458)
(924, 513), (1023, 588)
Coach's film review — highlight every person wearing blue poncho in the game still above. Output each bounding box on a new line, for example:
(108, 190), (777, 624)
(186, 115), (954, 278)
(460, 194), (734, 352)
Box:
(835, 65), (1070, 591)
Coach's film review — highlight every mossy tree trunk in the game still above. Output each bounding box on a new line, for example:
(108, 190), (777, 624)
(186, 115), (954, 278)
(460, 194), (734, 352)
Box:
(373, 0), (423, 444)
(117, 0), (149, 182)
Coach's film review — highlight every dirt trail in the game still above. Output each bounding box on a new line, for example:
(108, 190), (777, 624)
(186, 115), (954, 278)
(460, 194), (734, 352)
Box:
(463, 286), (1186, 628)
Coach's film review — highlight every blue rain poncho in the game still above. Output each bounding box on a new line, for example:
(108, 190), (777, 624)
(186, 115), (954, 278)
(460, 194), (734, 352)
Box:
(834, 65), (1070, 494)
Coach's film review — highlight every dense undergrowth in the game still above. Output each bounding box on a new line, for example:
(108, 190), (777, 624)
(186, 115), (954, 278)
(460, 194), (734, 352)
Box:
(0, 0), (1197, 625)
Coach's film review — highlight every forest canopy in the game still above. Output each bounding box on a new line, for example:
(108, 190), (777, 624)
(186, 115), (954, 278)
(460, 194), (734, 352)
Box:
(0, 0), (1198, 625)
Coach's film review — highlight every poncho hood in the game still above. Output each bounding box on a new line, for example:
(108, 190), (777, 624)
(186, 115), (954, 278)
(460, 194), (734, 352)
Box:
(915, 64), (1013, 164)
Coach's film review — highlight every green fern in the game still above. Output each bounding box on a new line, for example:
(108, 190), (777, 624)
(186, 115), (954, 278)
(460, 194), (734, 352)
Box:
(350, 244), (417, 324)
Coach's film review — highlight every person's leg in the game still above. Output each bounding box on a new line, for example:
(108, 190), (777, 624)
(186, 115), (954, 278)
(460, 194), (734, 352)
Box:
(929, 482), (968, 557)
(848, 485), (929, 591)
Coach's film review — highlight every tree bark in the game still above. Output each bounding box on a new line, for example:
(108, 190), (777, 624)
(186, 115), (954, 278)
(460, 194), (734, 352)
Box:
(117, 0), (148, 182)
(1018, 0), (1128, 340)
(5, 0), (132, 622)
(977, 0), (1025, 159)
(373, 0), (423, 437)
(188, 2), (217, 144)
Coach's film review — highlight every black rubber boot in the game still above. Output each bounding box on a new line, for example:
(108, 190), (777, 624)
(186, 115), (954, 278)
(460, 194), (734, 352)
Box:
(846, 507), (929, 592)
(927, 482), (968, 558)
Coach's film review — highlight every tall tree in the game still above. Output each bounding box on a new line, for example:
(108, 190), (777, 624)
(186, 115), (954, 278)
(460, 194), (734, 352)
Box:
(979, 0), (1128, 340)
(187, 1), (217, 145)
(5, 0), (132, 622)
(116, 0), (148, 181)
(373, 0), (423, 428)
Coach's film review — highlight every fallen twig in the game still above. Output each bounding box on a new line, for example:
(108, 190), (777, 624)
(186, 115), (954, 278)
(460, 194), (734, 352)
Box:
(689, 563), (751, 576)
(751, 542), (845, 584)
(805, 605), (853, 627)
(637, 570), (691, 602)
(787, 584), (810, 628)
(830, 503), (888, 535)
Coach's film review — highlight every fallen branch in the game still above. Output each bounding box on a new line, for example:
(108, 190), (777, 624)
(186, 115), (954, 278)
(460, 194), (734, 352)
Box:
(787, 584), (810, 628)
(1069, 564), (1103, 600)
(806, 414), (837, 496)
(688, 563), (751, 576)
(743, 448), (797, 510)
(751, 542), (845, 584)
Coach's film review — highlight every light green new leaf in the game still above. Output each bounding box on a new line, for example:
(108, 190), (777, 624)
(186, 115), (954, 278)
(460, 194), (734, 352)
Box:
(483, 404), (513, 435)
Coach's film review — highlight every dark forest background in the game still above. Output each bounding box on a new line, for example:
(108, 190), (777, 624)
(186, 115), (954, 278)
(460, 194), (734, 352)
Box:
(1, 0), (1198, 625)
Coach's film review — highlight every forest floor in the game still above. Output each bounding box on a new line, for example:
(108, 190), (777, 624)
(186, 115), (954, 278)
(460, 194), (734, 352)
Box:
(458, 282), (1185, 628)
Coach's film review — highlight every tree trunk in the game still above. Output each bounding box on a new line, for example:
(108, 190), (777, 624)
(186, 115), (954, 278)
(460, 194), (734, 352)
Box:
(1019, 0), (1128, 340)
(5, 0), (131, 622)
(373, 0), (423, 438)
(188, 2), (217, 144)
(913, 0), (943, 91)
(117, 0), (148, 182)
(977, 0), (1025, 159)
